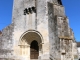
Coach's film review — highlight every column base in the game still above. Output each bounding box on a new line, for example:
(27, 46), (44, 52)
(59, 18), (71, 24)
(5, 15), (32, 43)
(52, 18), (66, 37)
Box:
(38, 54), (50, 60)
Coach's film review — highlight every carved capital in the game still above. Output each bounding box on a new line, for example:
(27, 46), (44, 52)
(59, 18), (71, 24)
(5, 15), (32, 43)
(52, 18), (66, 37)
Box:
(18, 45), (30, 48)
(59, 36), (72, 40)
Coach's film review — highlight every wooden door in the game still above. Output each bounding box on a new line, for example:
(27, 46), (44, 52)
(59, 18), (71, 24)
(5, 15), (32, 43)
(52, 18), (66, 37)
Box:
(30, 40), (39, 59)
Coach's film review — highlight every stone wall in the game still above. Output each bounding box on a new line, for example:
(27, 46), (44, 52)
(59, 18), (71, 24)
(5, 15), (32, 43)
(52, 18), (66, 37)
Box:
(12, 0), (50, 59)
(0, 24), (14, 59)
(48, 2), (61, 60)
(0, 0), (78, 60)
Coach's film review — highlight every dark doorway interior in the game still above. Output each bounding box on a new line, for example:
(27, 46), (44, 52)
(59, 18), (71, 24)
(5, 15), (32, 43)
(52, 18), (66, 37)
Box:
(30, 40), (39, 59)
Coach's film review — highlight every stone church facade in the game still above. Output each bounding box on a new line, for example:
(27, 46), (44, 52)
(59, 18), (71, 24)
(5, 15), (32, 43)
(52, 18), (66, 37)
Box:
(0, 0), (78, 60)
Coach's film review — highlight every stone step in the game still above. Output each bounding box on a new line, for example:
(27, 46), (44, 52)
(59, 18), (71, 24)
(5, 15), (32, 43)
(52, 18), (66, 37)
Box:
(30, 59), (49, 60)
(31, 59), (38, 60)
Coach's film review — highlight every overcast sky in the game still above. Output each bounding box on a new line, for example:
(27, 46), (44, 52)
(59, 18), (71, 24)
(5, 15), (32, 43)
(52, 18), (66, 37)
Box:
(0, 0), (80, 42)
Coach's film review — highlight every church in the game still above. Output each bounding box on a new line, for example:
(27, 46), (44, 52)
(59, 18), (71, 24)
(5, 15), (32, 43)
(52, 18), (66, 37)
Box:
(0, 0), (78, 60)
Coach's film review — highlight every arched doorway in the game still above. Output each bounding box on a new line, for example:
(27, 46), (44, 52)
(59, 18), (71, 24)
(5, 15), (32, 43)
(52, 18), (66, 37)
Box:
(19, 30), (43, 60)
(30, 40), (39, 59)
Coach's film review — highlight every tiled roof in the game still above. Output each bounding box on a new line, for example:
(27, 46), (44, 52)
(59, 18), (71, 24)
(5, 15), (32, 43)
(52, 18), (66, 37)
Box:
(77, 42), (80, 47)
(0, 31), (2, 35)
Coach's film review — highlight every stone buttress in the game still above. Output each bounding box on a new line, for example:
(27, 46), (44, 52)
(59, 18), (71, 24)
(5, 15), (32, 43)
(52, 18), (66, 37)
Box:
(0, 0), (78, 60)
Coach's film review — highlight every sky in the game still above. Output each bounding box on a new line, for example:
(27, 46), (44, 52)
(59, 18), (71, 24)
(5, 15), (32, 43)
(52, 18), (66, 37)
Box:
(0, 0), (80, 42)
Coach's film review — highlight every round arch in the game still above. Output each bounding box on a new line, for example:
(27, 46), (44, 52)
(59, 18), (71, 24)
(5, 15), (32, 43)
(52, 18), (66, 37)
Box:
(18, 30), (43, 59)
(19, 30), (44, 46)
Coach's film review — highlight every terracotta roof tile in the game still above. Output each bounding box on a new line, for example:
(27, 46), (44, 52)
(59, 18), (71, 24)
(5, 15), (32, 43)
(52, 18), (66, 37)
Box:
(77, 42), (80, 47)
(0, 31), (2, 35)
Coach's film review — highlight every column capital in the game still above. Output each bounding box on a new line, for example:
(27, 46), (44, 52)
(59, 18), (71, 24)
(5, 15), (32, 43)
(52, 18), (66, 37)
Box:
(38, 43), (44, 46)
(18, 44), (30, 48)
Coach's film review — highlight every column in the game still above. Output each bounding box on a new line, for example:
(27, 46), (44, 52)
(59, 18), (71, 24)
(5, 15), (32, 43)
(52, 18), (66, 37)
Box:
(32, 13), (36, 29)
(27, 14), (29, 29)
(27, 45), (30, 60)
(28, 14), (32, 29)
(39, 43), (43, 56)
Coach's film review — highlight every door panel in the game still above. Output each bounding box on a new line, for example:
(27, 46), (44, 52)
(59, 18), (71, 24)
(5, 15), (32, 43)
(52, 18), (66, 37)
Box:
(30, 40), (39, 59)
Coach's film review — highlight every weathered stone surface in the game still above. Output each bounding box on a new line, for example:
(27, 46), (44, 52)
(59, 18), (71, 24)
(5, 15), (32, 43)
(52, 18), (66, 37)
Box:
(0, 0), (78, 60)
